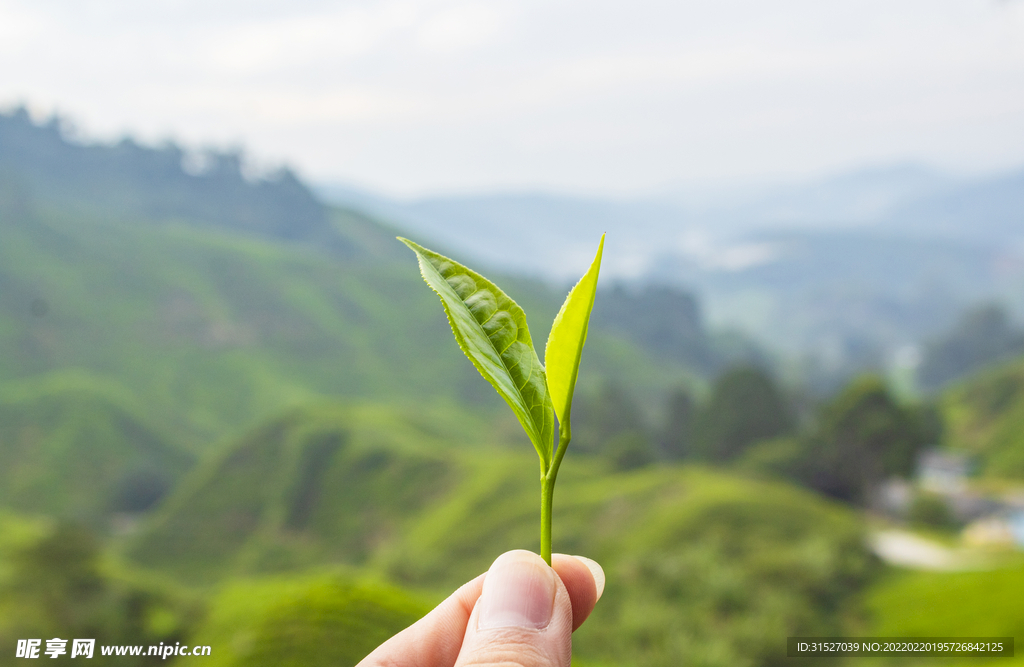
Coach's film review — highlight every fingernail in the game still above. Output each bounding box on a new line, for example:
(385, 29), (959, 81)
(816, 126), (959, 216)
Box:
(478, 551), (556, 630)
(573, 555), (606, 600)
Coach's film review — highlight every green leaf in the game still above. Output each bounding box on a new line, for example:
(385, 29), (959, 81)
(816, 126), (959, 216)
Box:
(544, 234), (605, 431)
(398, 238), (555, 465)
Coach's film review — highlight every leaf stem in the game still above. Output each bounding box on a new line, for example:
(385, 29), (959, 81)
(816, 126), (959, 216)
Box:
(540, 427), (572, 566)
(540, 472), (554, 565)
(550, 424), (571, 481)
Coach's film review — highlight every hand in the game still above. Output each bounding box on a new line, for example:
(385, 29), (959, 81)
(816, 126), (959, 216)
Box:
(358, 549), (605, 667)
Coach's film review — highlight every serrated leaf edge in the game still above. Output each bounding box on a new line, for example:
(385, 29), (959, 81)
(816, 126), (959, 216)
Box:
(398, 237), (555, 464)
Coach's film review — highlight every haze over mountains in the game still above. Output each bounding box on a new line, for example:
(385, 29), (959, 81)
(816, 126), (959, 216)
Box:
(321, 162), (1024, 278)
(319, 162), (1024, 379)
(4, 103), (1022, 391)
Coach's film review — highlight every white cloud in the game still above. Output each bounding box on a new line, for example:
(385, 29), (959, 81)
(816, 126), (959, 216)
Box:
(0, 0), (45, 55)
(205, 3), (420, 73)
(0, 0), (1022, 195)
(414, 2), (510, 54)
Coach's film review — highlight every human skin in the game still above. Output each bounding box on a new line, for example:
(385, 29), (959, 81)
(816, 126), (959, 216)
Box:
(357, 550), (605, 667)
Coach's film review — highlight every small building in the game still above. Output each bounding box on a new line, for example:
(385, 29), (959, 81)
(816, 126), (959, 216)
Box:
(917, 450), (970, 495)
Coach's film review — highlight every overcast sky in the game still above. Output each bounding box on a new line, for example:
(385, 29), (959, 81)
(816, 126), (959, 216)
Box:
(1, 0), (1023, 197)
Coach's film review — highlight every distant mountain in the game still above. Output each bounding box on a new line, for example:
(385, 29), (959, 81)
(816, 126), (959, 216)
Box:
(890, 168), (1024, 244)
(317, 162), (1020, 281)
(315, 185), (686, 280)
(318, 163), (1024, 383)
(651, 229), (1016, 365)
(0, 107), (350, 254)
(917, 304), (1024, 391)
(715, 163), (953, 228)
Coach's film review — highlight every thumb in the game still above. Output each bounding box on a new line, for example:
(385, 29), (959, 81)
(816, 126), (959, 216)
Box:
(455, 550), (574, 667)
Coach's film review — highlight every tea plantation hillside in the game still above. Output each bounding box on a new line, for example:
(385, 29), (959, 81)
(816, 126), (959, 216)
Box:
(0, 512), (203, 667)
(176, 571), (429, 667)
(942, 355), (1024, 477)
(133, 403), (875, 667)
(0, 373), (191, 522)
(864, 561), (1024, 667)
(128, 402), (487, 581)
(1, 184), (699, 452)
(1, 108), (739, 453)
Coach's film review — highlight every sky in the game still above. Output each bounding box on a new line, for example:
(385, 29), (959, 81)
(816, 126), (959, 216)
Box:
(1, 0), (1023, 197)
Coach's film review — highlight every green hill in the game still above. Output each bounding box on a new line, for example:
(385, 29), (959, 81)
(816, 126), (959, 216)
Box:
(864, 561), (1024, 667)
(128, 402), (482, 581)
(941, 356), (1024, 477)
(0, 513), (203, 667)
(177, 570), (427, 667)
(1, 178), (699, 451)
(0, 109), (750, 455)
(131, 402), (874, 667)
(0, 373), (191, 522)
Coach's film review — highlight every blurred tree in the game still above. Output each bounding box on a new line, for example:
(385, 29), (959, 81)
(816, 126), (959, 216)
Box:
(803, 376), (938, 503)
(918, 304), (1024, 391)
(591, 284), (714, 374)
(0, 522), (199, 663)
(658, 387), (696, 460)
(605, 431), (656, 471)
(7, 523), (106, 636)
(692, 367), (795, 462)
(571, 381), (649, 455)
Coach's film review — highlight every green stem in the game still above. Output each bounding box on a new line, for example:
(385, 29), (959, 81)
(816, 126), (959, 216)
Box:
(540, 427), (572, 566)
(540, 472), (554, 565)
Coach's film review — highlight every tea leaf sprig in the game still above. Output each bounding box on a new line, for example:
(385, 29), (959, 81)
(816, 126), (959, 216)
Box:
(399, 235), (604, 565)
